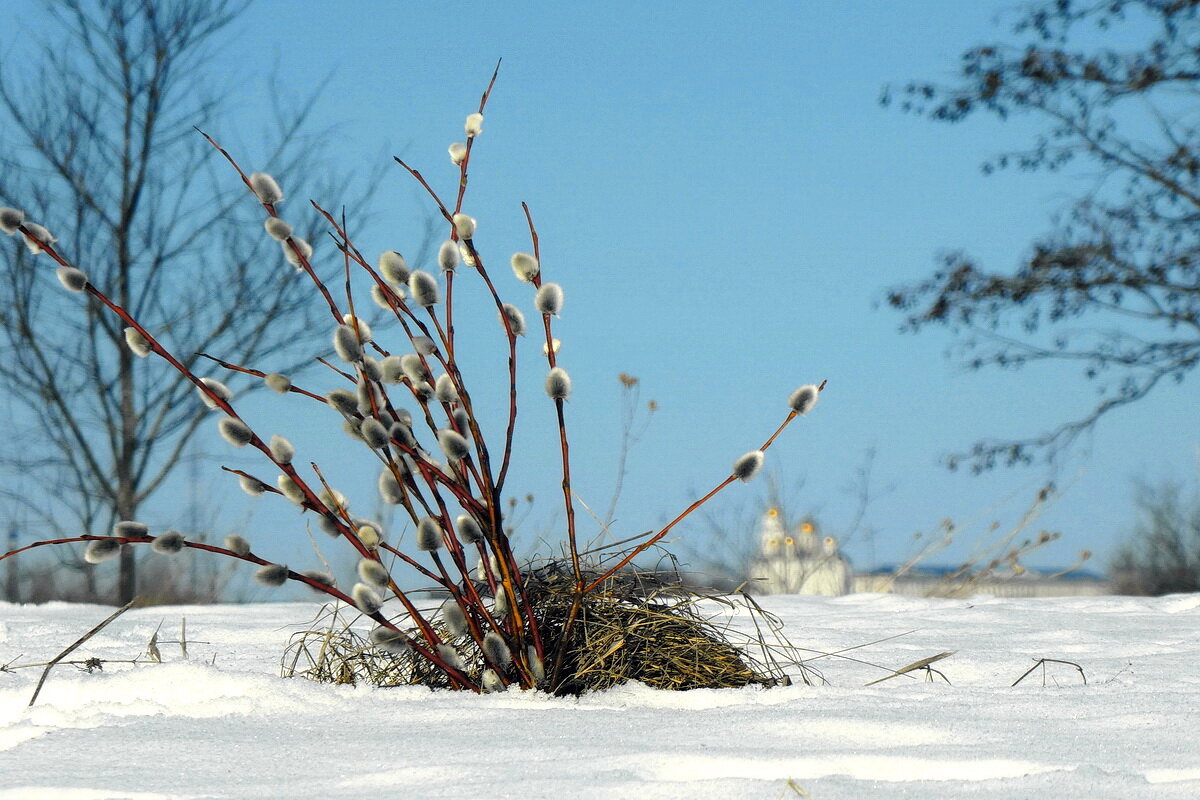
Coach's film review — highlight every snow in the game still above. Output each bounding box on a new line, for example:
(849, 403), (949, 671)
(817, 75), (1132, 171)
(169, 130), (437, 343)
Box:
(1, 593), (1197, 799)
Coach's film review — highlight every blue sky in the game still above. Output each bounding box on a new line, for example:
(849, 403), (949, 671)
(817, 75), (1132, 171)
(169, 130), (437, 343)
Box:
(6, 0), (1197, 588)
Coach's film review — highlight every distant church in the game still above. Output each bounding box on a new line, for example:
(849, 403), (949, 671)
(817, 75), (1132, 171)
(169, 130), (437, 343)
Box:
(747, 509), (852, 595)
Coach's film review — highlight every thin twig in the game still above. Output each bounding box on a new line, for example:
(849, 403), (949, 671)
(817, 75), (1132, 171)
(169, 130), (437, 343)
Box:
(29, 599), (137, 707)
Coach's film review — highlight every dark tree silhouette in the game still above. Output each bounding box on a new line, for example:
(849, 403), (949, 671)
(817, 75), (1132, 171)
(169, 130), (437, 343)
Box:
(884, 0), (1200, 472)
(0, 0), (355, 603)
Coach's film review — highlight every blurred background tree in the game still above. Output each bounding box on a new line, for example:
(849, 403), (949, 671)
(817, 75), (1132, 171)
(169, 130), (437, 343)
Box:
(1111, 476), (1200, 595)
(0, 0), (354, 604)
(885, 0), (1200, 473)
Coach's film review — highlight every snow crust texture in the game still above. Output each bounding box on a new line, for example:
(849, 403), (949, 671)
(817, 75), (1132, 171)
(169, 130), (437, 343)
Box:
(1, 593), (1197, 799)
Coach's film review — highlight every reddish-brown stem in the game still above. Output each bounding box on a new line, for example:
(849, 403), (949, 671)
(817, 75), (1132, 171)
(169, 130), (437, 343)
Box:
(196, 353), (326, 402)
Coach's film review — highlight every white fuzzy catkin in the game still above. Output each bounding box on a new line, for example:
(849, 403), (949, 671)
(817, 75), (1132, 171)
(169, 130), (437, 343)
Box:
(415, 516), (444, 551)
(459, 242), (476, 267)
(378, 468), (405, 505)
(151, 530), (186, 554)
(264, 217), (292, 241)
(380, 355), (405, 384)
(264, 372), (291, 394)
(452, 214), (476, 240)
(389, 422), (417, 449)
(361, 418), (390, 449)
(255, 563), (289, 587)
(22, 223), (55, 254)
(434, 374), (458, 403)
(282, 237), (312, 267)
(268, 434), (294, 464)
(225, 534), (251, 556)
(378, 250), (410, 285)
(412, 336), (437, 355)
(341, 314), (372, 341)
(493, 588), (510, 618)
(545, 366), (571, 400)
(318, 488), (348, 514)
(437, 239), (461, 272)
(732, 450), (765, 482)
(56, 266), (88, 293)
(482, 631), (512, 666)
(333, 324), (363, 363)
(371, 626), (410, 654)
(114, 520), (149, 537)
(448, 142), (467, 165)
(499, 303), (526, 336)
(535, 282), (564, 315)
(249, 172), (284, 204)
(465, 112), (484, 137)
(356, 523), (381, 549)
(352, 583), (383, 615)
(358, 558), (390, 588)
(528, 646), (546, 682)
(456, 514), (483, 544)
(408, 270), (440, 307)
(437, 429), (470, 461)
(239, 475), (267, 496)
(0, 207), (24, 234)
(442, 602), (469, 637)
(326, 389), (359, 416)
(124, 327), (152, 357)
(510, 252), (539, 283)
(370, 283), (396, 310)
(399, 354), (430, 383)
(543, 338), (562, 356)
(301, 570), (335, 592)
(218, 417), (253, 448)
(84, 538), (121, 564)
(360, 356), (382, 383)
(788, 384), (820, 415)
(316, 516), (341, 538)
(277, 475), (306, 505)
(436, 643), (464, 670)
(198, 377), (232, 410)
(482, 669), (505, 693)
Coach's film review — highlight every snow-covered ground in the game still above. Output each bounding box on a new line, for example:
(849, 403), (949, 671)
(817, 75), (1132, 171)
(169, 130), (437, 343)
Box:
(1, 593), (1197, 800)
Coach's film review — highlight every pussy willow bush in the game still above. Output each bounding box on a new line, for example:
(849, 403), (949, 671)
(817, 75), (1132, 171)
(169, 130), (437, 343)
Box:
(0, 72), (823, 694)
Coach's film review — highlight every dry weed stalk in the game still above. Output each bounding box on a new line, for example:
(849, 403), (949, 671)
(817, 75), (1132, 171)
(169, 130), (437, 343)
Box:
(0, 68), (824, 694)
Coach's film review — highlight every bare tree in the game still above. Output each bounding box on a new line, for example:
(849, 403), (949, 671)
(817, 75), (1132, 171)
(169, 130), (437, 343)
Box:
(884, 0), (1200, 472)
(0, 0), (352, 603)
(1111, 478), (1200, 595)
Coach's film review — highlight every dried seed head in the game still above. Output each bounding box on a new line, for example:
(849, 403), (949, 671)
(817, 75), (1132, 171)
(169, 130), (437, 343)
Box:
(56, 266), (88, 293)
(124, 327), (152, 357)
(249, 172), (284, 204)
(412, 336), (437, 355)
(239, 474), (267, 497)
(22, 222), (55, 254)
(482, 669), (506, 693)
(255, 563), (289, 587)
(545, 366), (571, 400)
(326, 389), (359, 416)
(543, 338), (562, 356)
(510, 252), (539, 283)
(378, 468), (405, 505)
(436, 429), (470, 461)
(358, 558), (390, 588)
(198, 377), (232, 410)
(437, 239), (461, 272)
(535, 282), (564, 315)
(84, 538), (121, 564)
(499, 303), (526, 336)
(356, 523), (382, 549)
(482, 631), (512, 666)
(151, 530), (186, 554)
(732, 450), (765, 482)
(371, 626), (410, 654)
(114, 520), (149, 538)
(218, 417), (253, 448)
(528, 646), (546, 682)
(379, 355), (405, 384)
(277, 475), (306, 505)
(399, 354), (430, 384)
(448, 142), (467, 165)
(360, 356), (383, 383)
(456, 513), (483, 544)
(282, 237), (313, 267)
(361, 417), (390, 449)
(408, 270), (440, 307)
(415, 516), (444, 551)
(352, 583), (383, 615)
(434, 374), (458, 403)
(464, 112), (484, 137)
(333, 324), (363, 363)
(264, 372), (291, 394)
(436, 643), (464, 670)
(264, 217), (293, 241)
(787, 384), (820, 415)
(452, 214), (476, 240)
(300, 569), (335, 592)
(225, 534), (251, 556)
(268, 434), (295, 464)
(0, 207), (24, 234)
